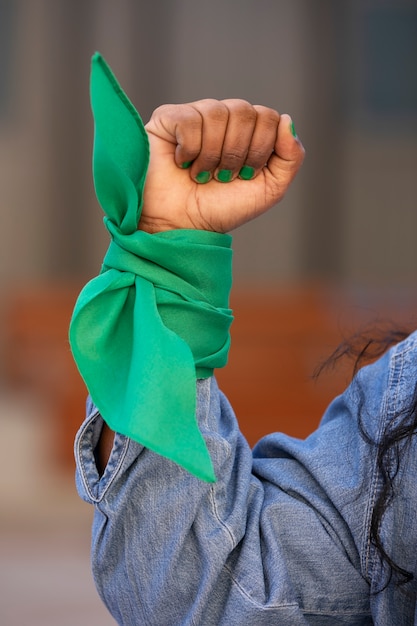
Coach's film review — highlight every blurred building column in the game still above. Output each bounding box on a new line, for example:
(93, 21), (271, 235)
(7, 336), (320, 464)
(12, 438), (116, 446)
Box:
(42, 0), (177, 280)
(43, 0), (96, 279)
(127, 0), (176, 124)
(295, 1), (347, 281)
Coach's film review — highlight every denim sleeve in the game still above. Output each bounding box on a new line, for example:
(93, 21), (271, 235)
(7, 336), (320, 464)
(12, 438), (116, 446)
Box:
(251, 333), (417, 626)
(75, 363), (390, 626)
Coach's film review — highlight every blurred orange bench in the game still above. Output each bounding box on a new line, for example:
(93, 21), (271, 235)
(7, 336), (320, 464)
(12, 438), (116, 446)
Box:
(4, 282), (414, 470)
(3, 284), (86, 471)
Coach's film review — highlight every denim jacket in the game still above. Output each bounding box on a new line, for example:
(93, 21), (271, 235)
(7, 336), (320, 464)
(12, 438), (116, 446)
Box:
(75, 331), (417, 625)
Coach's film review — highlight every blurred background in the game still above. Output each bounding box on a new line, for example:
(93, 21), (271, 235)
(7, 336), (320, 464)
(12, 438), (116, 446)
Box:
(0, 0), (416, 623)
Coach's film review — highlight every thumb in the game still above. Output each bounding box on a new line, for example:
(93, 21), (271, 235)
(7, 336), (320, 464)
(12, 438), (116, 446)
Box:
(266, 113), (305, 195)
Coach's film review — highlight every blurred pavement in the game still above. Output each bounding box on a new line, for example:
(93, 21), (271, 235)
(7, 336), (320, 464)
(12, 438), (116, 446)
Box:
(0, 391), (115, 626)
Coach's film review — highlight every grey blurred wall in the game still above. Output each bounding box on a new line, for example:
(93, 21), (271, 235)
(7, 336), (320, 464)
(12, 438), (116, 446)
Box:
(0, 0), (416, 288)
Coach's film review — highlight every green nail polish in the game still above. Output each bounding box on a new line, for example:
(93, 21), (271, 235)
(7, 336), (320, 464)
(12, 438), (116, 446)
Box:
(217, 169), (233, 183)
(181, 160), (193, 169)
(239, 165), (255, 180)
(290, 120), (297, 138)
(196, 171), (211, 184)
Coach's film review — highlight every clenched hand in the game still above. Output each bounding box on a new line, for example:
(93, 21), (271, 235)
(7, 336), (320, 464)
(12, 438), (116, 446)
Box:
(140, 98), (305, 234)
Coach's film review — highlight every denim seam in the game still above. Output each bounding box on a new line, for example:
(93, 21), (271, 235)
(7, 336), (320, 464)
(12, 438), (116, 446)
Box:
(76, 410), (130, 504)
(221, 562), (299, 611)
(362, 364), (392, 581)
(204, 377), (237, 547)
(302, 609), (372, 617)
(75, 411), (101, 503)
(209, 486), (236, 547)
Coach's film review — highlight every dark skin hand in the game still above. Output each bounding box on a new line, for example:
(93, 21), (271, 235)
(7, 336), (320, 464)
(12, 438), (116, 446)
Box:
(95, 98), (305, 474)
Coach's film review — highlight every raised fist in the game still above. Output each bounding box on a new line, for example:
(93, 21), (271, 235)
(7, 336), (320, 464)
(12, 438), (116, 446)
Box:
(140, 98), (305, 233)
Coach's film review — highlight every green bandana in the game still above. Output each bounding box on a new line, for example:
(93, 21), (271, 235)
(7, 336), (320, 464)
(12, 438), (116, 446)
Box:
(69, 53), (233, 482)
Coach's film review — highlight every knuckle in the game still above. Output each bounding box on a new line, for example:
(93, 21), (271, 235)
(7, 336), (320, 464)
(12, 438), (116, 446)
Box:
(254, 105), (280, 127)
(220, 148), (246, 165)
(223, 99), (257, 124)
(247, 146), (271, 164)
(150, 103), (171, 118)
(223, 98), (254, 112)
(149, 103), (203, 136)
(195, 99), (229, 124)
(201, 151), (222, 166)
(177, 105), (202, 126)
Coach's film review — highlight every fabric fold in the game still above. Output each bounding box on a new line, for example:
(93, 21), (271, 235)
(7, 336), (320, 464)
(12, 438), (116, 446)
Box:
(69, 53), (233, 482)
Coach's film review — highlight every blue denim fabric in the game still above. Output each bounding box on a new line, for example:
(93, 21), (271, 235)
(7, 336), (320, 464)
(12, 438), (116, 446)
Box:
(75, 331), (417, 625)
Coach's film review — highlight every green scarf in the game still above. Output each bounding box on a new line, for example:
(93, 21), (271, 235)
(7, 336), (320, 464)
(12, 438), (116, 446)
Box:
(69, 53), (233, 482)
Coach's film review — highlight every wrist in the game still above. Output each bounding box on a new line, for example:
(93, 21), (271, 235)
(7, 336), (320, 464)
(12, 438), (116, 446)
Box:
(138, 216), (177, 234)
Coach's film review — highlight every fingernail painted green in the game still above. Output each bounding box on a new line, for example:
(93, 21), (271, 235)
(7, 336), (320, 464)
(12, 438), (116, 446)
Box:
(181, 161), (193, 169)
(290, 120), (297, 138)
(196, 171), (211, 184)
(239, 165), (255, 180)
(217, 169), (233, 183)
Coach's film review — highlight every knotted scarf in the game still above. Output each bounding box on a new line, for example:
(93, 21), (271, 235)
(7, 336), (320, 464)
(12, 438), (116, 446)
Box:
(69, 53), (233, 482)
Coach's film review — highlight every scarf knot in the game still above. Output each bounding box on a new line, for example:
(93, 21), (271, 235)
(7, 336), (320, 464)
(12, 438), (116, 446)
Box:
(69, 53), (233, 481)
